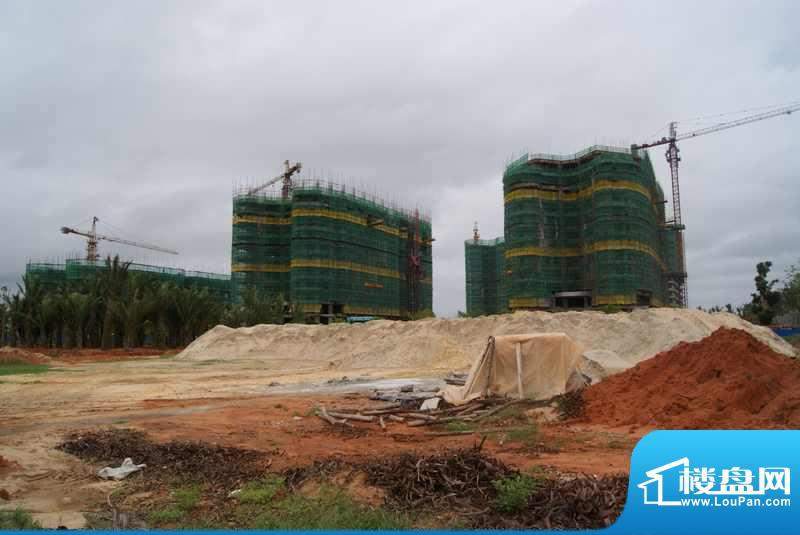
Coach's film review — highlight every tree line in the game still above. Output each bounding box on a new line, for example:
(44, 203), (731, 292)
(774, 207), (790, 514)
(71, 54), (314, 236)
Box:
(700, 260), (800, 326)
(0, 256), (296, 349)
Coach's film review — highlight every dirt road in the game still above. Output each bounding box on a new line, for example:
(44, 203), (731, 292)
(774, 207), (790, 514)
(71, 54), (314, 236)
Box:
(0, 350), (637, 528)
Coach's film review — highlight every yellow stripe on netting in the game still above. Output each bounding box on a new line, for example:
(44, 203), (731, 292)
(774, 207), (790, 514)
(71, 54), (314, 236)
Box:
(291, 208), (429, 244)
(586, 240), (667, 270)
(291, 259), (403, 280)
(344, 305), (401, 317)
(504, 179), (653, 204)
(509, 297), (551, 308)
(233, 215), (291, 226)
(505, 239), (666, 269)
(231, 263), (290, 273)
(504, 245), (581, 258)
(593, 294), (635, 306)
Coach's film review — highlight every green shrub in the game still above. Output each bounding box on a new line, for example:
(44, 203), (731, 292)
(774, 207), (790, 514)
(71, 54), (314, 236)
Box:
(0, 509), (42, 530)
(493, 474), (539, 513)
(173, 484), (201, 510)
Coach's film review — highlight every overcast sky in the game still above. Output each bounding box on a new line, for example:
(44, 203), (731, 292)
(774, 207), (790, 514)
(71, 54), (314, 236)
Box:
(1, 0), (798, 317)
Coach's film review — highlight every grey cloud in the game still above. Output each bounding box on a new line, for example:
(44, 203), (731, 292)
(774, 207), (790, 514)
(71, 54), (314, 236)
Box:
(1, 0), (799, 317)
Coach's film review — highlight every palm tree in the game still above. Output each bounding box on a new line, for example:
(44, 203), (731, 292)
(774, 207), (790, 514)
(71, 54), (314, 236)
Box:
(62, 292), (91, 349)
(98, 255), (131, 349)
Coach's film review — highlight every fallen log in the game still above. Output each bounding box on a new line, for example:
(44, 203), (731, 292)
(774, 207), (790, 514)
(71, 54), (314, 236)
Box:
(387, 415), (405, 423)
(399, 412), (437, 421)
(318, 406), (353, 427)
(361, 404), (402, 415)
(406, 419), (431, 427)
(379, 416), (386, 430)
(327, 411), (375, 422)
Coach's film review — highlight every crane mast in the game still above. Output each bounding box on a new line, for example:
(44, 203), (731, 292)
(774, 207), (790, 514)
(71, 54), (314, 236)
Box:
(61, 216), (178, 261)
(632, 102), (799, 308)
(247, 160), (303, 198)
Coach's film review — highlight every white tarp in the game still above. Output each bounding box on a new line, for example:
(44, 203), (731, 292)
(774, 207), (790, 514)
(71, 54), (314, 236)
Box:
(441, 333), (585, 405)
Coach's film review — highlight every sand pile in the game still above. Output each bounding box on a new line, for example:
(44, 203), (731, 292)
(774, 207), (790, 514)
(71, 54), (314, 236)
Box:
(582, 328), (800, 429)
(177, 309), (795, 376)
(0, 346), (51, 365)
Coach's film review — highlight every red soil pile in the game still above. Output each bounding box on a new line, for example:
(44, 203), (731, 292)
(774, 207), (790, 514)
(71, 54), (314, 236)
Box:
(0, 455), (18, 475)
(582, 327), (800, 429)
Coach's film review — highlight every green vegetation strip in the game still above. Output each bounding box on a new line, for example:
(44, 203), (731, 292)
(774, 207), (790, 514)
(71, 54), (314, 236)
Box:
(0, 363), (51, 376)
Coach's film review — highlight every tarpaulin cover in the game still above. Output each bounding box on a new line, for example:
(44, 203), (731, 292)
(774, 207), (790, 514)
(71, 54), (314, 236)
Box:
(441, 333), (585, 405)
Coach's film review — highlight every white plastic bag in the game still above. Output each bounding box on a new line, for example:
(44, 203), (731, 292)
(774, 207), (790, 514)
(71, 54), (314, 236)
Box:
(97, 458), (146, 480)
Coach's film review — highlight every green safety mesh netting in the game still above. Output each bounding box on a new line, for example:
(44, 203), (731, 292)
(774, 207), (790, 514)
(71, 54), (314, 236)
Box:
(464, 238), (507, 316)
(499, 146), (678, 308)
(230, 183), (433, 318)
(26, 260), (231, 302)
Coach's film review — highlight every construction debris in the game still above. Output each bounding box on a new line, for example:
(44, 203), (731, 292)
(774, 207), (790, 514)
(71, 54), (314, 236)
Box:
(476, 474), (629, 530)
(57, 429), (271, 488)
(419, 397), (441, 411)
(443, 372), (467, 386)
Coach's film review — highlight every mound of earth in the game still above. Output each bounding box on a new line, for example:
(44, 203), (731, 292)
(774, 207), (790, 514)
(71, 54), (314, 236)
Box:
(582, 328), (800, 428)
(0, 346), (51, 365)
(176, 310), (795, 378)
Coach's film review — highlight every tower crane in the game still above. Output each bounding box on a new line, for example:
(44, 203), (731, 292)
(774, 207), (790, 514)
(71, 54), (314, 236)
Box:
(61, 216), (179, 262)
(632, 102), (800, 308)
(247, 160), (303, 199)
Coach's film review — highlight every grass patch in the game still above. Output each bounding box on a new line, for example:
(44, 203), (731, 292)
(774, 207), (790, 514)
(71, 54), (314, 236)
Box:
(444, 420), (474, 432)
(251, 486), (409, 530)
(0, 363), (51, 376)
(505, 425), (539, 446)
(482, 404), (529, 425)
(148, 506), (185, 524)
(493, 474), (539, 513)
(173, 484), (202, 510)
(147, 484), (202, 526)
(0, 509), (42, 529)
(237, 476), (285, 504)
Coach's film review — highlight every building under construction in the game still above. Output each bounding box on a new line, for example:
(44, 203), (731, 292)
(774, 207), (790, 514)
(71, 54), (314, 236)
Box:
(232, 178), (433, 321)
(25, 259), (231, 302)
(465, 145), (686, 314)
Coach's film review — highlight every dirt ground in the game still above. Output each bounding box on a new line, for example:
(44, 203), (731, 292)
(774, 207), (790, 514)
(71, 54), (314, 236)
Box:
(0, 348), (639, 529)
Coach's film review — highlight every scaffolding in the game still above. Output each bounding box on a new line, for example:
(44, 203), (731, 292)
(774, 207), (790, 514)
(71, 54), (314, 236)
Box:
(231, 193), (291, 303)
(26, 259), (231, 302)
(231, 179), (433, 320)
(498, 146), (676, 309)
(464, 237), (507, 316)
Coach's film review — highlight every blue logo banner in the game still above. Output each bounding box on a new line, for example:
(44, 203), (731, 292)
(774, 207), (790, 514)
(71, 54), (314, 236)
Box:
(614, 430), (798, 534)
